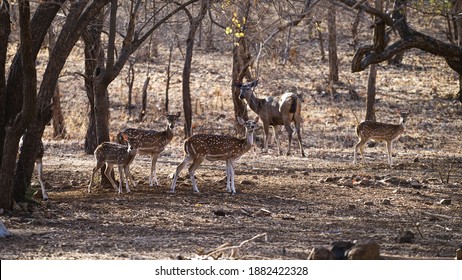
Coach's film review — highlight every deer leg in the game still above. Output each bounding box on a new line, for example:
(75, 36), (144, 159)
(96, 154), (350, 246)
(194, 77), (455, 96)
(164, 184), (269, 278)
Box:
(149, 154), (160, 187)
(386, 141), (393, 166)
(228, 159), (237, 195)
(36, 159), (48, 200)
(273, 125), (282, 156)
(127, 167), (137, 189)
(294, 120), (305, 157)
(225, 159), (231, 192)
(88, 161), (105, 193)
(104, 163), (119, 192)
(123, 165), (132, 193)
(354, 138), (368, 165)
(262, 122), (270, 153)
(170, 156), (192, 193)
(188, 157), (204, 193)
(284, 123), (294, 156)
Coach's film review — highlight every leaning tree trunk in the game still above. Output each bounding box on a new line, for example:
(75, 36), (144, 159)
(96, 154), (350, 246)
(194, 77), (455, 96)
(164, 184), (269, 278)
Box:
(48, 26), (66, 138)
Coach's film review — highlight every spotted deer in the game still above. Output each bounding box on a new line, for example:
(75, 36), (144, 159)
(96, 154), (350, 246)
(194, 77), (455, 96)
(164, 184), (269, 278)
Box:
(88, 133), (138, 194)
(18, 137), (48, 200)
(354, 112), (409, 166)
(236, 80), (305, 157)
(170, 116), (259, 194)
(115, 113), (181, 187)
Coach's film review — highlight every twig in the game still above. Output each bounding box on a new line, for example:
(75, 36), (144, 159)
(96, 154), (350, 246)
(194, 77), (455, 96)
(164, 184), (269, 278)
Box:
(421, 211), (458, 220)
(204, 233), (268, 259)
(404, 208), (424, 238)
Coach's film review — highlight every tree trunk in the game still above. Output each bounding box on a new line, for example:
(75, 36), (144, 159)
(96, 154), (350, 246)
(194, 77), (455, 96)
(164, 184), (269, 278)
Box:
(93, 78), (111, 145)
(182, 0), (208, 138)
(1, 0), (65, 163)
(0, 0), (11, 164)
(82, 13), (104, 154)
(316, 21), (326, 61)
(5, 0), (37, 206)
(328, 4), (339, 83)
(139, 76), (149, 121)
(365, 0), (384, 121)
(352, 10), (363, 51)
(48, 27), (66, 138)
(365, 64), (377, 121)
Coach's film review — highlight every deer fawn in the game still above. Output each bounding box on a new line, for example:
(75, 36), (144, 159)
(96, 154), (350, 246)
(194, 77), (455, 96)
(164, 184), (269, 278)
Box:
(88, 133), (138, 194)
(354, 112), (409, 166)
(115, 113), (181, 187)
(170, 116), (259, 194)
(18, 137), (48, 200)
(236, 80), (305, 157)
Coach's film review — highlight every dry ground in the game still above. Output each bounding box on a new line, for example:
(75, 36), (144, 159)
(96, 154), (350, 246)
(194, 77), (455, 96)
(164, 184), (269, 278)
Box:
(1, 86), (461, 259)
(1, 12), (462, 259)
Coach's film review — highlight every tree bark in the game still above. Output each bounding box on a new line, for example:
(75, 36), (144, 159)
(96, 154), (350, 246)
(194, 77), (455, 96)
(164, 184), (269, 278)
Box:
(328, 4), (339, 83)
(4, 0), (37, 207)
(182, 0), (208, 138)
(48, 26), (66, 138)
(82, 12), (105, 153)
(0, 0), (11, 164)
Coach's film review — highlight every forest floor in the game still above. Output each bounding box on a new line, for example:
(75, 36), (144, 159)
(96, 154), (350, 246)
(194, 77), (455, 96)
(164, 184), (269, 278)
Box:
(1, 19), (462, 260)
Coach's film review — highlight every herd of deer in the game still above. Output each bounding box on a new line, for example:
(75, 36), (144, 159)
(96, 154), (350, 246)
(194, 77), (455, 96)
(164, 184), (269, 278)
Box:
(26, 80), (409, 200)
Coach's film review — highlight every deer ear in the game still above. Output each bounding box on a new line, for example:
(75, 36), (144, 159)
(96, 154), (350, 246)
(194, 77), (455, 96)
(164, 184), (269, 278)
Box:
(254, 116), (259, 123)
(234, 81), (242, 88)
(176, 112), (181, 117)
(252, 80), (258, 87)
(237, 117), (245, 125)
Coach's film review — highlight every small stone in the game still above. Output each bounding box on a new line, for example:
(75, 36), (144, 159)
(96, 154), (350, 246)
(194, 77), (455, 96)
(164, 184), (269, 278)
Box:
(331, 241), (355, 259)
(409, 179), (422, 189)
(307, 246), (334, 260)
(254, 208), (272, 217)
(213, 209), (231, 216)
(381, 199), (391, 205)
(359, 178), (371, 187)
(456, 248), (462, 260)
(325, 177), (340, 183)
(439, 199), (451, 205)
(364, 201), (374, 206)
(347, 241), (380, 260)
(398, 230), (415, 243)
(337, 178), (353, 188)
(240, 180), (253, 185)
